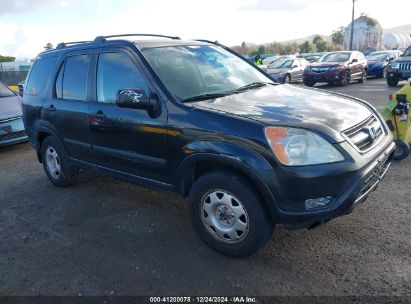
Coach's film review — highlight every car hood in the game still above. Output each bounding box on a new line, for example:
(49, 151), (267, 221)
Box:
(267, 67), (289, 74)
(193, 84), (371, 134)
(310, 62), (344, 67)
(0, 95), (23, 119)
(367, 60), (383, 65)
(395, 56), (411, 63)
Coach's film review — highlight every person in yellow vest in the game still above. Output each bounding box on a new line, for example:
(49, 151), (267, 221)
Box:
(254, 55), (263, 65)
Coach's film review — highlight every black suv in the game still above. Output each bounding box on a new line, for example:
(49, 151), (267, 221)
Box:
(386, 45), (411, 86)
(23, 34), (395, 257)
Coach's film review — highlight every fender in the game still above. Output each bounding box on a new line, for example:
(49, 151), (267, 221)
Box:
(175, 141), (281, 221)
(32, 119), (65, 162)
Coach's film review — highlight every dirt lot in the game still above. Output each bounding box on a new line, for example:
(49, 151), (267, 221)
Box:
(0, 78), (410, 298)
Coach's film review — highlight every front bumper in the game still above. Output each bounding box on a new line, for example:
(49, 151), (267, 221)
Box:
(0, 117), (28, 147)
(304, 70), (342, 83)
(258, 138), (395, 229)
(387, 68), (411, 80)
(368, 65), (384, 76)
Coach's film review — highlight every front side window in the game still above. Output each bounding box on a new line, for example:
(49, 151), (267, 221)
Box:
(0, 82), (15, 98)
(142, 45), (271, 101)
(96, 52), (149, 103)
(55, 54), (90, 101)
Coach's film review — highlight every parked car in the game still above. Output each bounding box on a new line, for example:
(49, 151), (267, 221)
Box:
(0, 81), (28, 146)
(366, 50), (402, 78)
(23, 35), (394, 257)
(267, 58), (310, 83)
(386, 45), (411, 86)
(303, 51), (368, 87)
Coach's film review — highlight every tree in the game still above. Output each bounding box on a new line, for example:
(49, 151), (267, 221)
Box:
(315, 40), (332, 52)
(0, 55), (16, 62)
(312, 35), (324, 45)
(299, 40), (316, 53)
(44, 43), (53, 50)
(331, 27), (345, 46)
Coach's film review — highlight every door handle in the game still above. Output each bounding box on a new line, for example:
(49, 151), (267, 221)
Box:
(94, 110), (106, 118)
(45, 104), (56, 112)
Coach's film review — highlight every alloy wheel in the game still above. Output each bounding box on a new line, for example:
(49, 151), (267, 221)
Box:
(45, 146), (61, 179)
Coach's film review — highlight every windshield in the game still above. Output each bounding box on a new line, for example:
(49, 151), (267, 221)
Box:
(262, 56), (280, 65)
(269, 59), (293, 69)
(0, 82), (15, 98)
(366, 52), (389, 61)
(142, 45), (272, 101)
(403, 47), (411, 57)
(319, 52), (351, 63)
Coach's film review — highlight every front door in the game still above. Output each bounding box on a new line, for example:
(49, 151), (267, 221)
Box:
(88, 50), (169, 183)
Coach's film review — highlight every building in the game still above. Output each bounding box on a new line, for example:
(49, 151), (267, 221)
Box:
(344, 15), (383, 52)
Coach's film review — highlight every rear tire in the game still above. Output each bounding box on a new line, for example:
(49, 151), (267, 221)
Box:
(188, 171), (274, 257)
(393, 140), (410, 160)
(358, 70), (367, 83)
(387, 77), (399, 87)
(41, 136), (78, 186)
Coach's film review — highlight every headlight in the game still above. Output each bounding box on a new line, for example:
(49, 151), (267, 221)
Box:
(264, 127), (344, 166)
(391, 62), (399, 69)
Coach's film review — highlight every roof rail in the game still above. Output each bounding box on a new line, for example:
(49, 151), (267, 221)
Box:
(94, 34), (181, 43)
(194, 39), (221, 45)
(56, 40), (93, 49)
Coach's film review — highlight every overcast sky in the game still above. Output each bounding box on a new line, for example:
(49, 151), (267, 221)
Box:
(0, 0), (410, 60)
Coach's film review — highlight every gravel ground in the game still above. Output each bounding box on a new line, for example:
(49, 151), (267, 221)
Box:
(0, 78), (410, 298)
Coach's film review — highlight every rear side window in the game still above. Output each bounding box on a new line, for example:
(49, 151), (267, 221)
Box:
(55, 54), (90, 101)
(25, 56), (58, 96)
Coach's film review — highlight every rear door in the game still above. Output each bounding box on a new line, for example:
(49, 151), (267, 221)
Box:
(45, 51), (93, 162)
(88, 49), (169, 183)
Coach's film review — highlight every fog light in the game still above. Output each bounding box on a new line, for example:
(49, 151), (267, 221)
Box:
(305, 196), (333, 210)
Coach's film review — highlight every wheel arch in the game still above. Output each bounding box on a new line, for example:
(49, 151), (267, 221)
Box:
(176, 151), (279, 222)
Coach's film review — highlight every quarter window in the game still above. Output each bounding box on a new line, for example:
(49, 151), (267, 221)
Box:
(96, 52), (149, 103)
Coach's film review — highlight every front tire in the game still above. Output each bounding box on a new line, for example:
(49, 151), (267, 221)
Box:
(339, 71), (350, 86)
(387, 77), (399, 87)
(189, 171), (274, 257)
(303, 79), (315, 87)
(393, 140), (410, 160)
(41, 136), (78, 186)
(284, 74), (291, 84)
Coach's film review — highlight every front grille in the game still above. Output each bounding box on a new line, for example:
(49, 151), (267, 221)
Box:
(356, 154), (391, 203)
(311, 67), (330, 73)
(342, 115), (385, 153)
(399, 62), (411, 71)
(0, 130), (26, 141)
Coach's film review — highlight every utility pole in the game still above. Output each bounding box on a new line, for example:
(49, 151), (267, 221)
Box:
(349, 0), (356, 50)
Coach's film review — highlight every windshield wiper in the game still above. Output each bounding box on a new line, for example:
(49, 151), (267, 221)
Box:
(236, 82), (270, 91)
(181, 92), (234, 103)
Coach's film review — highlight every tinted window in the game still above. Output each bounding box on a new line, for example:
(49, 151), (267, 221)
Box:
(25, 56), (58, 96)
(97, 52), (149, 103)
(62, 55), (90, 101)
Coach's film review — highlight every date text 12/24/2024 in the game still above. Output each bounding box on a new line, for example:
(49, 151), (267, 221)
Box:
(149, 297), (257, 303)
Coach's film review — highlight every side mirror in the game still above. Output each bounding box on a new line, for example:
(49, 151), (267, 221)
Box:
(350, 58), (358, 64)
(116, 88), (158, 110)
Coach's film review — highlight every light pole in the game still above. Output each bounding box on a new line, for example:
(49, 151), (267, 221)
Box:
(349, 0), (356, 50)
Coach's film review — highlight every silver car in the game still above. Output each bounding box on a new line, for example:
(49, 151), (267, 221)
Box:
(267, 58), (310, 83)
